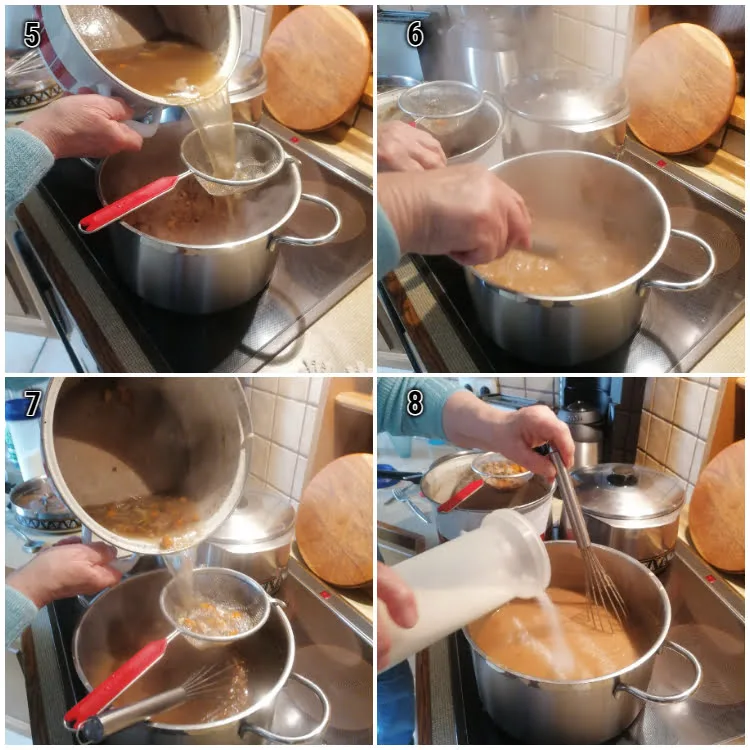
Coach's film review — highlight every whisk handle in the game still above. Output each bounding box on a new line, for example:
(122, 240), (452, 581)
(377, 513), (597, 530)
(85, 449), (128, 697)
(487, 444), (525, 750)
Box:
(76, 687), (188, 744)
(64, 634), (175, 730)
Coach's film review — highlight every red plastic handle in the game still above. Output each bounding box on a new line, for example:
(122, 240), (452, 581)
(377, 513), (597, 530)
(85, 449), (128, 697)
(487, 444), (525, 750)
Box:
(437, 479), (483, 514)
(63, 636), (171, 729)
(78, 174), (182, 234)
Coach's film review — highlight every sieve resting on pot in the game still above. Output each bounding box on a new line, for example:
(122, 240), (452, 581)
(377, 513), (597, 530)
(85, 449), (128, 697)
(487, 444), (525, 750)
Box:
(398, 80), (484, 137)
(64, 568), (274, 730)
(78, 123), (291, 234)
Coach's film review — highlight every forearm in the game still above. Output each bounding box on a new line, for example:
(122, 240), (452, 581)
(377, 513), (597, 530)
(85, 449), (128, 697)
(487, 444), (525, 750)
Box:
(377, 206), (402, 279)
(5, 585), (39, 649)
(442, 390), (510, 450)
(377, 378), (462, 439)
(5, 129), (55, 217)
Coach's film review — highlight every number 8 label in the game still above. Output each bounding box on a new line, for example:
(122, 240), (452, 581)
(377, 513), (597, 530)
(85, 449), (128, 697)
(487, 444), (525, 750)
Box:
(406, 389), (424, 417)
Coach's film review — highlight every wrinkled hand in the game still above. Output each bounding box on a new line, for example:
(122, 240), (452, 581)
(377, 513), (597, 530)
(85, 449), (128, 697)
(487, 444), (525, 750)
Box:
(20, 93), (143, 159)
(379, 164), (531, 266)
(377, 562), (417, 672)
(7, 537), (122, 608)
(378, 121), (447, 172)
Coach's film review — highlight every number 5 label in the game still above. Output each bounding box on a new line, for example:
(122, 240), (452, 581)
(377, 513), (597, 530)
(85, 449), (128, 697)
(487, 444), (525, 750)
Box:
(23, 21), (42, 49)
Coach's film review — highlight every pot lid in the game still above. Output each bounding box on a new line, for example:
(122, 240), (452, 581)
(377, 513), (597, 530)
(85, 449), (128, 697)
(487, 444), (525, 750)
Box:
(210, 489), (296, 546)
(228, 52), (268, 100)
(571, 463), (685, 521)
(10, 476), (74, 519)
(502, 69), (628, 125)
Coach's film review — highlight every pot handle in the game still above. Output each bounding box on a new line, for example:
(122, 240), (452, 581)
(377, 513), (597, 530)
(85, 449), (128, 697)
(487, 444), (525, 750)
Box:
(268, 194), (342, 253)
(239, 672), (331, 744)
(81, 526), (140, 574)
(616, 640), (702, 704)
(639, 229), (716, 292)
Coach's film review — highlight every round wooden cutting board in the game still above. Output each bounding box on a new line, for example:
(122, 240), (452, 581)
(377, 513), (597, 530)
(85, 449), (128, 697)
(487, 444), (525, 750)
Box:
(688, 440), (744, 573)
(626, 23), (736, 155)
(296, 453), (373, 588)
(261, 6), (371, 133)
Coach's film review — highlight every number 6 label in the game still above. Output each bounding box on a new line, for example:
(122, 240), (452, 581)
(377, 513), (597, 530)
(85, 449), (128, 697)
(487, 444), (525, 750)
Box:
(406, 389), (424, 417)
(406, 20), (424, 48)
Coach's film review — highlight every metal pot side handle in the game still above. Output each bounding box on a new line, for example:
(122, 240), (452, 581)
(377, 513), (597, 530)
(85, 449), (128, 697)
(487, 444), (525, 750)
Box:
(269, 194), (342, 252)
(81, 526), (139, 574)
(616, 640), (702, 704)
(640, 229), (716, 293)
(240, 672), (331, 744)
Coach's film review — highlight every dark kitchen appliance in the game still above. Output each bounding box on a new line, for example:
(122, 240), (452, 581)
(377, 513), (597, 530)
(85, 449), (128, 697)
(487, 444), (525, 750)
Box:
(27, 557), (372, 744)
(378, 138), (744, 373)
(12, 117), (372, 373)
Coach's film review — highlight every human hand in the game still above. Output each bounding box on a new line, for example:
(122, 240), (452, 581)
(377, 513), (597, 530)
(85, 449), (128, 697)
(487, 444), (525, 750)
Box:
(378, 121), (447, 172)
(19, 93), (143, 159)
(443, 392), (575, 482)
(377, 562), (417, 672)
(379, 165), (531, 266)
(7, 537), (122, 608)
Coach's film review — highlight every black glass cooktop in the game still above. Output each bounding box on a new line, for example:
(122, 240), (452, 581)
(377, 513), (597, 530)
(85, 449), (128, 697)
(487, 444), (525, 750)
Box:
(35, 119), (372, 373)
(385, 142), (744, 373)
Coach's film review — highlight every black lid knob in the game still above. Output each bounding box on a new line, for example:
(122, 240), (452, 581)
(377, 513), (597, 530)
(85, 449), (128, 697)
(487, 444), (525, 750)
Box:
(607, 466), (638, 487)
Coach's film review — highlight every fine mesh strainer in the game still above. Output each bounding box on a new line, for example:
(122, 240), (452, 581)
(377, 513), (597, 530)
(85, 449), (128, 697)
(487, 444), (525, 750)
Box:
(64, 567), (275, 728)
(78, 123), (291, 234)
(160, 567), (272, 645)
(398, 80), (484, 137)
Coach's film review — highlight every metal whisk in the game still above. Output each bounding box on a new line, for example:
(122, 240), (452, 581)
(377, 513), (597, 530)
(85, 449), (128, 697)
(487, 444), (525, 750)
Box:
(75, 663), (235, 743)
(537, 444), (627, 632)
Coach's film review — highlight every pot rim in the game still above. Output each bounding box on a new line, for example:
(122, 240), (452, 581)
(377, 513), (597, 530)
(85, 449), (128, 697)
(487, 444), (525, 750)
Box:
(95, 158), (303, 253)
(419, 449), (556, 514)
(462, 540), (671, 686)
(465, 150), (672, 303)
(58, 6), (242, 108)
(72, 569), (295, 733)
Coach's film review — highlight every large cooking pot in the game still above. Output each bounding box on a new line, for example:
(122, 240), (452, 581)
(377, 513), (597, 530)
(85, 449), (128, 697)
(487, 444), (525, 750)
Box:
(386, 450), (555, 540)
(561, 463), (685, 573)
(465, 150), (716, 365)
(196, 488), (296, 595)
(73, 569), (330, 744)
(499, 69), (629, 159)
(464, 541), (702, 743)
(34, 5), (241, 126)
(90, 119), (341, 314)
(41, 377), (252, 555)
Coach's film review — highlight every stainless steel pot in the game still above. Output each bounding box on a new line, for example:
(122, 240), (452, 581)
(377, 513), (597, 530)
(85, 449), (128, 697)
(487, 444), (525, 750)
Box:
(464, 542), (702, 743)
(196, 489), (296, 595)
(499, 69), (629, 159)
(92, 119), (341, 314)
(9, 476), (81, 533)
(561, 463), (685, 573)
(557, 401), (604, 469)
(465, 150), (716, 365)
(390, 450), (555, 540)
(73, 569), (330, 744)
(228, 51), (267, 126)
(34, 5), (241, 128)
(41, 377), (252, 556)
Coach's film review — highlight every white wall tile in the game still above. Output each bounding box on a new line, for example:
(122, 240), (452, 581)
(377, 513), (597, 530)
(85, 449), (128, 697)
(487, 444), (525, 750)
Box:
(698, 388), (718, 439)
(277, 377), (310, 402)
(615, 5), (633, 34)
(308, 377), (325, 405)
(292, 456), (308, 502)
(646, 416), (670, 464)
(689, 439), (706, 485)
(673, 379), (707, 436)
(638, 411), (650, 451)
(299, 405), (318, 457)
(250, 388), (276, 439)
(499, 377), (526, 390)
(643, 378), (655, 411)
(585, 24), (615, 75)
(526, 377), (555, 392)
(666, 427), (696, 480)
(587, 5), (617, 29)
(709, 377), (724, 388)
(558, 6), (587, 21)
(652, 378), (678, 422)
(557, 14), (586, 65)
(272, 396), (306, 452)
(254, 377), (278, 394)
(612, 33), (629, 78)
(502, 387), (526, 399)
(267, 443), (296, 496)
(250, 436), (270, 479)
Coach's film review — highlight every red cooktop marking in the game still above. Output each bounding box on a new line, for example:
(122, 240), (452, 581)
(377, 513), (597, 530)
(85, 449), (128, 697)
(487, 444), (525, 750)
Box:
(291, 136), (300, 144)
(705, 574), (716, 584)
(656, 159), (667, 168)
(320, 590), (331, 599)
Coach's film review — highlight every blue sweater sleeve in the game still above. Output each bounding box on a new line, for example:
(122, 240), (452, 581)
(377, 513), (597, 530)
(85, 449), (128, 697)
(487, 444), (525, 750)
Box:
(6, 128), (55, 217)
(377, 378), (462, 440)
(377, 205), (401, 280)
(6, 586), (39, 648)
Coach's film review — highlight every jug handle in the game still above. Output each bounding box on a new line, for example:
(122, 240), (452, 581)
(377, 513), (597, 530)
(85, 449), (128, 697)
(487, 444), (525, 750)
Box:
(239, 672), (331, 744)
(92, 82), (161, 138)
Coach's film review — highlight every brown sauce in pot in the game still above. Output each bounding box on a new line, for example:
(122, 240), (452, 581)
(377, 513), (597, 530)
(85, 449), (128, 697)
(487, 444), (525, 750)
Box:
(468, 587), (649, 681)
